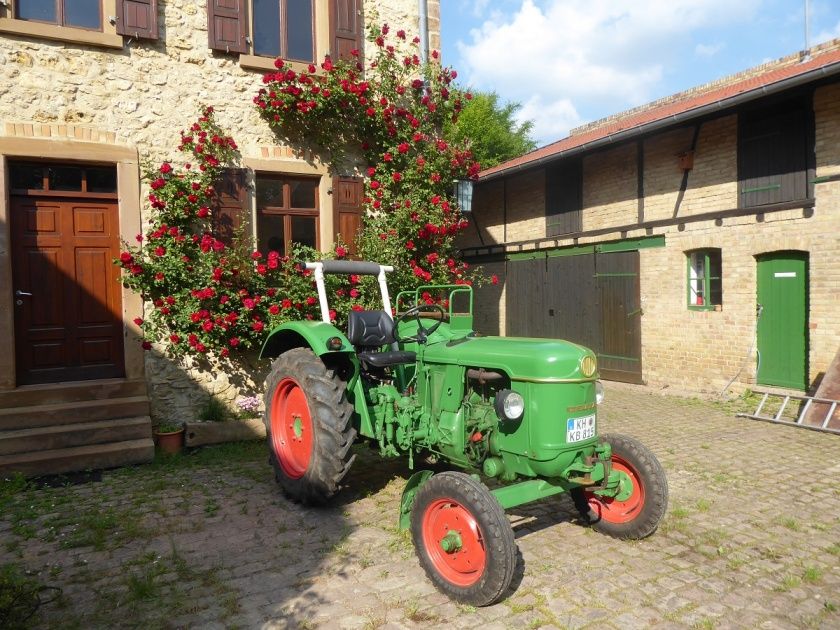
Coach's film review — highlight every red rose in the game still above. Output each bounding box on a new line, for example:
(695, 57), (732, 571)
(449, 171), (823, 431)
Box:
(133, 317), (143, 326)
(335, 246), (347, 258)
(197, 206), (209, 218)
(169, 334), (180, 343)
(120, 252), (133, 264)
(392, 172), (402, 182)
(491, 275), (499, 285)
(159, 163), (172, 174)
(229, 337), (240, 347)
(306, 296), (317, 306)
(141, 341), (152, 350)
(252, 321), (265, 332)
(269, 304), (280, 315)
(282, 299), (292, 309)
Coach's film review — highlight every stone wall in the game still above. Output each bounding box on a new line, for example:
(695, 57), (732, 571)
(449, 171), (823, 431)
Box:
(0, 0), (434, 419)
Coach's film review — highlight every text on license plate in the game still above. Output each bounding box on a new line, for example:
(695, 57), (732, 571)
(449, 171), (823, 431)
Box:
(566, 414), (596, 443)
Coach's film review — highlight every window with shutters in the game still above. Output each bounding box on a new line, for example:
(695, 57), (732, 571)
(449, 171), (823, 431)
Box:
(686, 249), (722, 311)
(208, 0), (361, 71)
(0, 0), (157, 47)
(738, 98), (813, 209)
(256, 174), (320, 256)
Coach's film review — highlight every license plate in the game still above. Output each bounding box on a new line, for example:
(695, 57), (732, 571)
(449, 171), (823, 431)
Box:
(566, 414), (596, 443)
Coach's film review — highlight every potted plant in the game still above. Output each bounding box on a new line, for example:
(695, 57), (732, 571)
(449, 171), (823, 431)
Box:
(153, 421), (185, 454)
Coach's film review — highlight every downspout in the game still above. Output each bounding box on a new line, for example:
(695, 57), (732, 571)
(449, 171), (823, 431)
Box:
(418, 0), (429, 66)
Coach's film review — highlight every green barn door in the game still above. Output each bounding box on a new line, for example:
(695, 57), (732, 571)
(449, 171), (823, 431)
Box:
(756, 252), (808, 390)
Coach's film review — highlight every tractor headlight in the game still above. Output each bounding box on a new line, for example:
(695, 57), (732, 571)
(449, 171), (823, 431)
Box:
(494, 389), (525, 421)
(595, 380), (605, 405)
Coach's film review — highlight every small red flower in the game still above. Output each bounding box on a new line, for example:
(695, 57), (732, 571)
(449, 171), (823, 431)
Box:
(169, 334), (180, 344)
(159, 163), (172, 174)
(335, 246), (347, 258)
(133, 317), (143, 326)
(491, 275), (499, 285)
(306, 296), (317, 306)
(141, 341), (152, 350)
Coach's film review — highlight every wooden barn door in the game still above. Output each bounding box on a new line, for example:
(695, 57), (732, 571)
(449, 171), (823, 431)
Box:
(594, 251), (642, 384)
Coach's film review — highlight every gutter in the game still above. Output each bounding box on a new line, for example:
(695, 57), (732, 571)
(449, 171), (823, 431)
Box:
(480, 61), (840, 183)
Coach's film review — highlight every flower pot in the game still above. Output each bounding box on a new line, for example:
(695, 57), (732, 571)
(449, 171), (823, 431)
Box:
(154, 428), (185, 454)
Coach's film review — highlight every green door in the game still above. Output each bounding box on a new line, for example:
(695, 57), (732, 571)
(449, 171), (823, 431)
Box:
(756, 252), (808, 390)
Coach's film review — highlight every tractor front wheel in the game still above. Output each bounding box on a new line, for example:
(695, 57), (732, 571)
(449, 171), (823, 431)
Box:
(410, 472), (516, 606)
(571, 433), (668, 539)
(264, 348), (356, 505)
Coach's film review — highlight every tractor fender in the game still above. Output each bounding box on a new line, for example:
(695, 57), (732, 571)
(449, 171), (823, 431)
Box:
(260, 320), (353, 360)
(399, 470), (435, 530)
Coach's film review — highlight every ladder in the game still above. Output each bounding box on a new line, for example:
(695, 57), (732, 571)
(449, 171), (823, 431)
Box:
(737, 389), (840, 435)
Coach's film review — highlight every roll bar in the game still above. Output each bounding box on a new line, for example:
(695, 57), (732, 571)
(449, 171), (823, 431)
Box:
(304, 261), (394, 324)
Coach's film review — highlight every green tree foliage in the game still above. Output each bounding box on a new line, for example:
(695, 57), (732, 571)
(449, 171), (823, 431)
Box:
(444, 91), (536, 170)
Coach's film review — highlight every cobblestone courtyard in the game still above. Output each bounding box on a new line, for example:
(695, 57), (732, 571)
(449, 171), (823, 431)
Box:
(2, 384), (839, 629)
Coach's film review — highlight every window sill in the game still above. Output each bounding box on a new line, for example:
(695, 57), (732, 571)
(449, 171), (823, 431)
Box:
(688, 305), (721, 312)
(239, 54), (313, 74)
(0, 18), (123, 49)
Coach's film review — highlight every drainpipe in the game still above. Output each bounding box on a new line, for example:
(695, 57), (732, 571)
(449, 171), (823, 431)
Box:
(418, 0), (429, 66)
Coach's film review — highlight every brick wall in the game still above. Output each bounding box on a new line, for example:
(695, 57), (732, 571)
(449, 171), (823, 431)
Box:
(582, 143), (637, 230)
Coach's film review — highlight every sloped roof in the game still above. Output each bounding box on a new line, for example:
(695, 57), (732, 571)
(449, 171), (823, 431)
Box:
(480, 40), (840, 181)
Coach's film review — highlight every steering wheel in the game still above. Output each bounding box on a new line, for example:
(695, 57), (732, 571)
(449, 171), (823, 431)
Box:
(394, 304), (446, 343)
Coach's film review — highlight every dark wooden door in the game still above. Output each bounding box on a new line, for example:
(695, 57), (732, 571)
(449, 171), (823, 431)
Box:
(595, 251), (642, 383)
(11, 197), (125, 385)
(505, 256), (548, 338)
(545, 252), (599, 350)
(506, 249), (643, 384)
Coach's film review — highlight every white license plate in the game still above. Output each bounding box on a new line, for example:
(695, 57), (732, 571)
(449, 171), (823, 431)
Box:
(566, 414), (596, 443)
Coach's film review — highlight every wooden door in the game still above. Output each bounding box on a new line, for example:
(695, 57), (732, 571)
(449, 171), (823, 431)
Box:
(595, 251), (642, 384)
(756, 252), (808, 390)
(545, 251), (599, 350)
(505, 256), (548, 338)
(11, 197), (125, 384)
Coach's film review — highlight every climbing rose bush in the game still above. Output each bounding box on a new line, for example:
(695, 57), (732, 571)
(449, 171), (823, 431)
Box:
(116, 108), (372, 361)
(254, 22), (483, 293)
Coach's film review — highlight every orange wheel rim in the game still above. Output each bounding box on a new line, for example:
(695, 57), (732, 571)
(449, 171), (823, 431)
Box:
(270, 377), (313, 479)
(421, 498), (486, 587)
(584, 455), (645, 524)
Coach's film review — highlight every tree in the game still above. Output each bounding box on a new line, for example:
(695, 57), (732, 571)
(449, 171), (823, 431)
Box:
(444, 91), (536, 170)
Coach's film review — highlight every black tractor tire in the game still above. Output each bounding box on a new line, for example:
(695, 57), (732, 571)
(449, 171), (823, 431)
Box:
(263, 347), (356, 505)
(410, 471), (516, 606)
(570, 433), (668, 539)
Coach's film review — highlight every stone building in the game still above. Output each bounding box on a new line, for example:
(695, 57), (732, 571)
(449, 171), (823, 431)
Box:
(0, 0), (440, 474)
(461, 40), (840, 397)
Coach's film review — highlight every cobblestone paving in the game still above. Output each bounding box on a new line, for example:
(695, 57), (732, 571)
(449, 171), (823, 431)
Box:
(2, 384), (839, 629)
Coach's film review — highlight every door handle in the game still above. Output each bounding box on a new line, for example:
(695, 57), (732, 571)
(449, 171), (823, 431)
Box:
(15, 290), (32, 297)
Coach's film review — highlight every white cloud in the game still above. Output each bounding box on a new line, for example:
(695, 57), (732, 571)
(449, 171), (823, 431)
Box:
(695, 42), (725, 57)
(813, 19), (840, 46)
(454, 0), (761, 145)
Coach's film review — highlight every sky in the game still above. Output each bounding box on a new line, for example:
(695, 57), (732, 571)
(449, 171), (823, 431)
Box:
(440, 0), (840, 147)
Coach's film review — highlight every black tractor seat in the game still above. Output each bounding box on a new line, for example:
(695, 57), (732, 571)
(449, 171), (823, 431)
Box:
(347, 310), (416, 367)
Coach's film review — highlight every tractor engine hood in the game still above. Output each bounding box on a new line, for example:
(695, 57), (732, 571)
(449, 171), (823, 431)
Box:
(424, 335), (598, 382)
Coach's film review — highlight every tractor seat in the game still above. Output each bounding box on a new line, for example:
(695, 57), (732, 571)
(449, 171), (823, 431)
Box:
(347, 310), (416, 367)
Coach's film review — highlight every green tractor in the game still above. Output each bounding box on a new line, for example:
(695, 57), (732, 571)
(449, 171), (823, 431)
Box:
(260, 261), (668, 606)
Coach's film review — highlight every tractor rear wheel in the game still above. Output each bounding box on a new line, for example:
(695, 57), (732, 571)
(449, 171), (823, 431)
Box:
(571, 433), (668, 539)
(410, 472), (516, 606)
(264, 347), (356, 505)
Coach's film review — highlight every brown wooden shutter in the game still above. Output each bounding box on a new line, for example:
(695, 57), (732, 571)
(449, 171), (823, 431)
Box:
(212, 169), (251, 248)
(116, 0), (159, 39)
(333, 177), (364, 257)
(545, 159), (582, 237)
(329, 0), (361, 61)
(207, 0), (249, 54)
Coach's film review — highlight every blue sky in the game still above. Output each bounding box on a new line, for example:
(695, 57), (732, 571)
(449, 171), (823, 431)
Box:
(440, 1), (840, 147)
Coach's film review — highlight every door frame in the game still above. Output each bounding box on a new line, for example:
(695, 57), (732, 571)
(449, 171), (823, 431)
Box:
(0, 136), (143, 389)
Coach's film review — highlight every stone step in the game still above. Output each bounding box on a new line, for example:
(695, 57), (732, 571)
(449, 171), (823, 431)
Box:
(0, 438), (155, 478)
(0, 378), (148, 410)
(0, 397), (151, 431)
(0, 416), (152, 456)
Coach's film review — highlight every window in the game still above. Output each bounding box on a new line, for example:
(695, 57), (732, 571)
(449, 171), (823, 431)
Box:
(9, 162), (117, 196)
(546, 159), (582, 237)
(738, 98), (812, 208)
(687, 249), (722, 310)
(0, 0), (157, 47)
(207, 0), (360, 69)
(15, 0), (101, 30)
(252, 0), (313, 60)
(256, 174), (319, 255)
